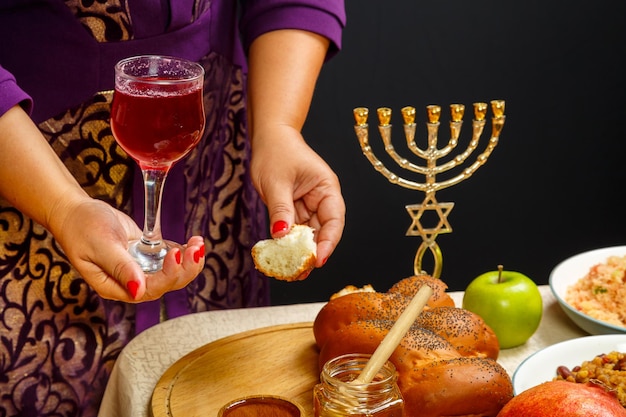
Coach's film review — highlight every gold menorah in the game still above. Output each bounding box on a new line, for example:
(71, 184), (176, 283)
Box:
(353, 100), (506, 278)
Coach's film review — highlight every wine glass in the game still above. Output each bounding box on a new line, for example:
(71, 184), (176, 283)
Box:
(110, 55), (205, 272)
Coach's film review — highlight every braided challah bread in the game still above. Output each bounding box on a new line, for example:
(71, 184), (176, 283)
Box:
(313, 274), (514, 417)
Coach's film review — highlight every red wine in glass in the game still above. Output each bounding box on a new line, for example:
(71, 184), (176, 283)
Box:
(111, 55), (205, 272)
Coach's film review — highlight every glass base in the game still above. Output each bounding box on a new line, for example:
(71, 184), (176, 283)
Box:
(128, 239), (182, 273)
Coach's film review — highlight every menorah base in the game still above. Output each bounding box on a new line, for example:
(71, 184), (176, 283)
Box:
(414, 241), (443, 278)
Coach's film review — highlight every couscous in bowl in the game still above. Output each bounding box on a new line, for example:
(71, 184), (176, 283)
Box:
(550, 246), (626, 335)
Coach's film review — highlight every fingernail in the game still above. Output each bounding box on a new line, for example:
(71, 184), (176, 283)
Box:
(127, 281), (139, 299)
(322, 256), (329, 266)
(271, 220), (289, 234)
(194, 244), (205, 263)
(175, 249), (182, 265)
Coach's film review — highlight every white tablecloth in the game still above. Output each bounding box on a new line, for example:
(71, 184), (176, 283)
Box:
(98, 285), (586, 417)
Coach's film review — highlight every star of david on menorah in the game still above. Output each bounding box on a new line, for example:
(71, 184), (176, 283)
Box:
(353, 100), (506, 278)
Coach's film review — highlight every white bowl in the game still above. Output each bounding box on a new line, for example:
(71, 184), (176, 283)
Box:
(549, 246), (626, 335)
(513, 334), (626, 394)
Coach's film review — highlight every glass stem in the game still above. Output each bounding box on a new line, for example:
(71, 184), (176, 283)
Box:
(141, 168), (168, 247)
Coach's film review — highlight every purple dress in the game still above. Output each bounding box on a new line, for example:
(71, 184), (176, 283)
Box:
(0, 1), (344, 415)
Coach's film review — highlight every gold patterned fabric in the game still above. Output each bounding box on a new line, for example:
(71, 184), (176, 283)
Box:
(0, 1), (268, 415)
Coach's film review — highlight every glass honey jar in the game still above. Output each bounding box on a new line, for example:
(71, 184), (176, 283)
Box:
(313, 353), (405, 417)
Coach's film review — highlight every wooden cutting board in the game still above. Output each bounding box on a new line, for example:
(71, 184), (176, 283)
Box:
(151, 322), (320, 417)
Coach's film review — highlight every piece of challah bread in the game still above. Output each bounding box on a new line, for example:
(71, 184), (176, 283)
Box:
(313, 274), (513, 417)
(251, 224), (316, 281)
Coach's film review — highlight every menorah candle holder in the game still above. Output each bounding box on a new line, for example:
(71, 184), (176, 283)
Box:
(353, 100), (506, 278)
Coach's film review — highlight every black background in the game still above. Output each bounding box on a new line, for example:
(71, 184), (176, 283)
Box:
(270, 0), (626, 305)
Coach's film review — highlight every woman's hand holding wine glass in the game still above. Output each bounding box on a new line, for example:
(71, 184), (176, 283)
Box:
(0, 102), (205, 302)
(49, 196), (205, 301)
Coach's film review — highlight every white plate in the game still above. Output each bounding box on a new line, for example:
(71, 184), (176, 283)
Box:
(549, 246), (626, 335)
(513, 334), (626, 394)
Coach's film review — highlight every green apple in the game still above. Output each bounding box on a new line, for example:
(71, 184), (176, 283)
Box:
(462, 265), (543, 349)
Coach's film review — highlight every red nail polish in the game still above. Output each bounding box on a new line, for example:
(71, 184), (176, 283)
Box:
(271, 220), (289, 234)
(322, 256), (329, 266)
(175, 249), (182, 265)
(127, 281), (139, 299)
(194, 244), (205, 263)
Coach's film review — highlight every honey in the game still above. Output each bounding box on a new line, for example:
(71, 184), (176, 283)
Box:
(314, 354), (404, 417)
(219, 396), (303, 417)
